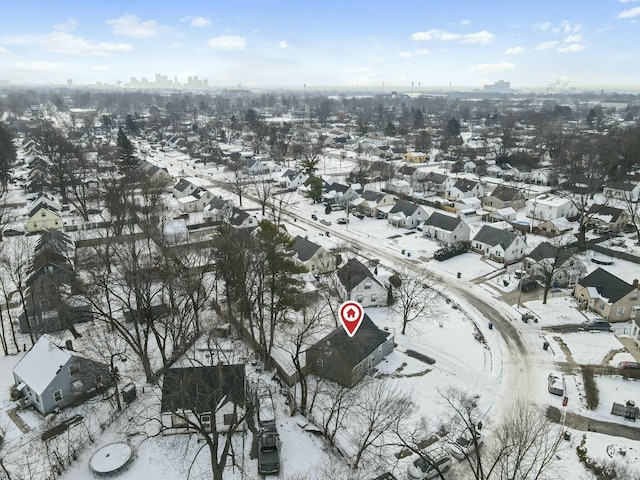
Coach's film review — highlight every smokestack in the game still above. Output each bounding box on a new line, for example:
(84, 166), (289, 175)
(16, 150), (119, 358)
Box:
(65, 340), (74, 351)
(633, 279), (639, 288)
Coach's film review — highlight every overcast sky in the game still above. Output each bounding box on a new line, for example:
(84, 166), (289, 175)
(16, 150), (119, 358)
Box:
(1, 0), (639, 91)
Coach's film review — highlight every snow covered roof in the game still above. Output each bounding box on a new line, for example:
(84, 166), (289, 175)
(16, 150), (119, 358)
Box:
(13, 335), (72, 396)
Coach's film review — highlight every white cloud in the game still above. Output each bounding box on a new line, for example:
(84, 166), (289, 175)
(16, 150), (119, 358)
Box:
(563, 34), (583, 43)
(182, 16), (211, 28)
(399, 48), (430, 58)
(207, 35), (246, 50)
(469, 62), (514, 74)
(535, 40), (559, 50)
(558, 43), (585, 53)
(505, 46), (525, 55)
(411, 29), (494, 44)
(107, 14), (168, 38)
(533, 22), (551, 30)
(53, 18), (77, 32)
(620, 0), (640, 3)
(0, 46), (10, 55)
(619, 6), (640, 17)
(44, 31), (132, 56)
(461, 19), (471, 26)
(279, 40), (288, 48)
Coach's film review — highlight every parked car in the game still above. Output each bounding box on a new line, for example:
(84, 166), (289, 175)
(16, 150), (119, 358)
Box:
(519, 277), (539, 292)
(354, 212), (365, 219)
(2, 228), (25, 237)
(618, 361), (640, 370)
(447, 428), (483, 460)
(547, 372), (565, 396)
(581, 319), (612, 332)
(257, 426), (280, 475)
(407, 445), (452, 479)
(336, 217), (349, 225)
(319, 219), (331, 226)
(311, 214), (318, 221)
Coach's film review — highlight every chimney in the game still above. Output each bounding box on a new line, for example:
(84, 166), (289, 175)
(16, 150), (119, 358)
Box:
(65, 339), (74, 351)
(634, 279), (639, 289)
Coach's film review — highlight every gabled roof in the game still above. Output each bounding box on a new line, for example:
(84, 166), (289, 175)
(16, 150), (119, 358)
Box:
(313, 314), (390, 369)
(452, 178), (479, 192)
(577, 268), (636, 304)
(425, 172), (448, 184)
(360, 190), (386, 203)
(473, 225), (520, 249)
(587, 204), (626, 223)
(389, 199), (420, 216)
(337, 258), (381, 291)
(13, 335), (72, 396)
(294, 236), (322, 262)
(605, 181), (638, 192)
(27, 203), (61, 219)
(160, 365), (246, 414)
(488, 185), (522, 201)
(397, 165), (417, 176)
(173, 178), (194, 192)
(424, 211), (462, 232)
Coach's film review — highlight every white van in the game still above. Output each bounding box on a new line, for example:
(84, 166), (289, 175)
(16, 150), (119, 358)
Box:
(547, 373), (565, 396)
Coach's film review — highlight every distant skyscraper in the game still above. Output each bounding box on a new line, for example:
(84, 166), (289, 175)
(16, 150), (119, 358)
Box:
(483, 80), (511, 94)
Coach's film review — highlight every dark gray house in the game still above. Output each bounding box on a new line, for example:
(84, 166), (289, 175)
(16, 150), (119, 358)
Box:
(423, 212), (471, 245)
(13, 335), (110, 415)
(306, 314), (394, 387)
(482, 185), (526, 211)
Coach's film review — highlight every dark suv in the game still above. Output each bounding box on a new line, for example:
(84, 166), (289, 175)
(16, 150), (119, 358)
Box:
(257, 426), (280, 475)
(581, 319), (612, 332)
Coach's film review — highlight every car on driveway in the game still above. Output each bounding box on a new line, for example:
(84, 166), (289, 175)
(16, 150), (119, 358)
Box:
(257, 426), (280, 475)
(447, 428), (483, 460)
(336, 217), (349, 224)
(407, 445), (452, 479)
(319, 219), (331, 226)
(581, 319), (612, 332)
(311, 214), (318, 221)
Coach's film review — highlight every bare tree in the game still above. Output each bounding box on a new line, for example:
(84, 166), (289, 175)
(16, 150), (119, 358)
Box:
(226, 167), (248, 207)
(0, 237), (34, 347)
(250, 174), (275, 218)
(390, 267), (439, 334)
(527, 236), (581, 304)
(614, 187), (640, 246)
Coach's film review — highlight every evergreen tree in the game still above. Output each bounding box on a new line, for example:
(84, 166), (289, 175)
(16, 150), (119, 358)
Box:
(116, 127), (136, 172)
(0, 123), (16, 191)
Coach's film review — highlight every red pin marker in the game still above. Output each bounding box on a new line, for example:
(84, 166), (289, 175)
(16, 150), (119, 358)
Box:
(339, 301), (365, 337)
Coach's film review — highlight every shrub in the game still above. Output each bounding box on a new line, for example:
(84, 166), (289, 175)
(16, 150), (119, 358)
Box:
(582, 366), (599, 410)
(434, 241), (470, 261)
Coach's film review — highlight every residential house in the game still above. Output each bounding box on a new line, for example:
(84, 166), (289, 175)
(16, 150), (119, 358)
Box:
(631, 318), (640, 348)
(472, 225), (526, 264)
(488, 207), (517, 223)
(306, 314), (394, 387)
(389, 147), (407, 160)
(387, 199), (428, 229)
(524, 242), (585, 287)
(447, 178), (484, 200)
(323, 182), (361, 208)
(482, 185), (527, 211)
(526, 194), (578, 222)
(204, 196), (233, 222)
(403, 151), (428, 163)
(537, 217), (574, 237)
(604, 181), (640, 203)
(294, 236), (336, 274)
(352, 190), (396, 217)
(13, 335), (110, 415)
(587, 204), (629, 233)
(415, 171), (450, 196)
(386, 179), (411, 195)
(278, 169), (307, 190)
(336, 258), (386, 307)
(423, 212), (471, 245)
(26, 203), (63, 233)
(27, 192), (61, 212)
(177, 187), (215, 213)
(243, 157), (270, 175)
(573, 268), (640, 322)
(228, 207), (258, 230)
(172, 178), (200, 199)
(160, 365), (246, 434)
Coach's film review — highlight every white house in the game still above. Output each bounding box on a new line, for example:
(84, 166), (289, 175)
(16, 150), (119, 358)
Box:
(172, 178), (200, 199)
(604, 181), (640, 203)
(423, 212), (470, 245)
(294, 236), (336, 274)
(388, 199), (429, 229)
(526, 194), (578, 222)
(472, 224), (526, 264)
(177, 187), (215, 213)
(447, 178), (485, 200)
(336, 258), (386, 307)
(278, 169), (308, 190)
(26, 204), (63, 233)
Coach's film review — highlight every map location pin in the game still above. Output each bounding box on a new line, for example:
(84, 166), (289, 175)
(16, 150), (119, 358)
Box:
(339, 300), (364, 337)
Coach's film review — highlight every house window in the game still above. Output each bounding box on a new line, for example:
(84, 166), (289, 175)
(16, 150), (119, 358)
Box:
(364, 281), (372, 289)
(616, 307), (625, 316)
(356, 295), (364, 302)
(35, 395), (40, 404)
(599, 301), (606, 310)
(201, 414), (211, 429)
(632, 292), (638, 301)
(223, 413), (237, 426)
(371, 294), (377, 303)
(378, 346), (382, 354)
(388, 338), (393, 346)
(69, 364), (80, 376)
(325, 348), (332, 356)
(317, 358), (324, 367)
(171, 414), (187, 427)
(53, 390), (63, 402)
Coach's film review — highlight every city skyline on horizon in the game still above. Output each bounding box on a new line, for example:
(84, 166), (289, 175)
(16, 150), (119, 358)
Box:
(1, 1), (640, 92)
